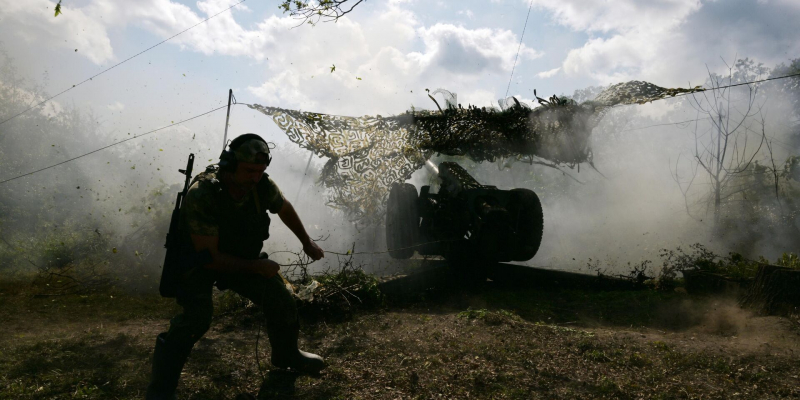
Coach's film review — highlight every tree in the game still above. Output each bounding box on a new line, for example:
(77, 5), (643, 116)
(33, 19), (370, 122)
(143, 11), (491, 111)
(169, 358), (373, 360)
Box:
(674, 59), (768, 228)
(770, 58), (800, 147)
(673, 58), (800, 252)
(280, 0), (366, 26)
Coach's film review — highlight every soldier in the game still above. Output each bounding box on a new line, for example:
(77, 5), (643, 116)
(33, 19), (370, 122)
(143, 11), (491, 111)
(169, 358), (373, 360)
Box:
(147, 134), (326, 399)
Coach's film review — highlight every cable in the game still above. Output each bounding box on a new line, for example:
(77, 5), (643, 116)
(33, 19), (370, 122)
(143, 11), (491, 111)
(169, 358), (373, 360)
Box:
(0, 104), (230, 185)
(621, 118), (706, 132)
(655, 72), (800, 101)
(0, 0), (247, 128)
(323, 240), (445, 256)
(270, 240), (456, 263)
(505, 0), (534, 99)
(616, 72), (800, 134)
(708, 72), (800, 92)
(3, 73), (798, 186)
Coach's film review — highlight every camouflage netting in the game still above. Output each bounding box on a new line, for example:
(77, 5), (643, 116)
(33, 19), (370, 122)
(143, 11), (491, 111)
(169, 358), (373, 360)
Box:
(248, 81), (704, 224)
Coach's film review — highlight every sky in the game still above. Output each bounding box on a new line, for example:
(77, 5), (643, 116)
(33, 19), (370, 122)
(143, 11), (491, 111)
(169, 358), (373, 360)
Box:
(1, 0), (799, 271)
(2, 0), (798, 132)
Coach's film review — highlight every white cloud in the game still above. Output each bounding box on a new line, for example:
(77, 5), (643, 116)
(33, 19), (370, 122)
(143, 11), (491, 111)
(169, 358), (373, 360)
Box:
(86, 0), (269, 60)
(531, 0), (800, 86)
(410, 23), (542, 75)
(561, 35), (652, 84)
(529, 0), (701, 33)
(0, 0), (114, 64)
(231, 7), (540, 114)
(536, 67), (560, 78)
(524, 0), (705, 84)
(1, 0), (545, 115)
(248, 70), (319, 111)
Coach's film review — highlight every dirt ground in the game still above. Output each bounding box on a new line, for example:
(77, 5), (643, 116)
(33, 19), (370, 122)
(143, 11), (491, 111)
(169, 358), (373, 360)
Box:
(1, 276), (799, 399)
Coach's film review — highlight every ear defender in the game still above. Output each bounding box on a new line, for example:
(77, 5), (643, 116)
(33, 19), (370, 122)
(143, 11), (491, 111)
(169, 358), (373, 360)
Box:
(218, 133), (272, 172)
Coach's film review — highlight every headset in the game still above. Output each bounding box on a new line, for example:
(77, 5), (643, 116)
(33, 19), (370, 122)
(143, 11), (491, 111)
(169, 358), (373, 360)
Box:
(218, 133), (272, 172)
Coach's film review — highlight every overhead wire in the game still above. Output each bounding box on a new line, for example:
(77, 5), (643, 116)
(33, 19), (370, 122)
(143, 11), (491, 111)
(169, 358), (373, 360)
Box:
(696, 72), (800, 94)
(0, 104), (232, 185)
(1, 66), (798, 185)
(505, 0), (534, 99)
(649, 72), (800, 101)
(0, 0), (247, 128)
(621, 118), (706, 132)
(613, 72), (800, 148)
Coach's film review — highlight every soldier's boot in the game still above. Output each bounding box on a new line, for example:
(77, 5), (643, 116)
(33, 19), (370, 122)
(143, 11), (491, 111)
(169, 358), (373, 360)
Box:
(268, 322), (326, 374)
(146, 333), (192, 400)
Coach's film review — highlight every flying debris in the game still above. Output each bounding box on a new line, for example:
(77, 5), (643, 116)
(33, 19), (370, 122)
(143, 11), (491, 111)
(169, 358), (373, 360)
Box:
(248, 81), (704, 224)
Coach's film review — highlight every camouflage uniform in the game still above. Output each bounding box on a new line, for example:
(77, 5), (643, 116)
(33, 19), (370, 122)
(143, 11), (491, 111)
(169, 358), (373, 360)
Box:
(148, 138), (314, 400)
(163, 164), (297, 349)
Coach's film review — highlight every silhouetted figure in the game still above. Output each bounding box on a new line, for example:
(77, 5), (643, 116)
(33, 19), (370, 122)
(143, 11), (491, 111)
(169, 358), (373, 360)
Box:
(147, 134), (326, 400)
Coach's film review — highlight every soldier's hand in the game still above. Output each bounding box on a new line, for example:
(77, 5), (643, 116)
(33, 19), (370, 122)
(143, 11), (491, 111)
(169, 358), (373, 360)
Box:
(303, 240), (324, 261)
(258, 259), (280, 279)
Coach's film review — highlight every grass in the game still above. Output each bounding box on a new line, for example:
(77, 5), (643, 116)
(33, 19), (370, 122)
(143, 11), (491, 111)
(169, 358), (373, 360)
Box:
(1, 273), (799, 399)
(2, 332), (150, 399)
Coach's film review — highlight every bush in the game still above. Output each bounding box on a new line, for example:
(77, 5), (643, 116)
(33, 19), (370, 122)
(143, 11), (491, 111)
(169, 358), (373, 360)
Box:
(657, 244), (800, 290)
(286, 248), (385, 321)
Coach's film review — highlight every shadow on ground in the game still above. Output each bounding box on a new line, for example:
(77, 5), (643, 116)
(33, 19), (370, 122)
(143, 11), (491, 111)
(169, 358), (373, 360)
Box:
(379, 260), (714, 331)
(3, 332), (151, 398)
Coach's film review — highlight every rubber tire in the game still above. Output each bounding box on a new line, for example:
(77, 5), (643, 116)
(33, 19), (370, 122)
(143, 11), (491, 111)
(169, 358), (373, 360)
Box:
(386, 183), (419, 259)
(508, 188), (544, 261)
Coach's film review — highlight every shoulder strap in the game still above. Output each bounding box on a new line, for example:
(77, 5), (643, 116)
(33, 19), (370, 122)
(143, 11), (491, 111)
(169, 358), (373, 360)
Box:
(252, 172), (271, 214)
(190, 165), (221, 187)
(252, 188), (262, 214)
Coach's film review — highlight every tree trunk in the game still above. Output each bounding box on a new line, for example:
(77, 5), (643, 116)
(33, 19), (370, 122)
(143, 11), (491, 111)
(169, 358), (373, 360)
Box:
(740, 264), (800, 315)
(713, 180), (721, 234)
(713, 113), (722, 233)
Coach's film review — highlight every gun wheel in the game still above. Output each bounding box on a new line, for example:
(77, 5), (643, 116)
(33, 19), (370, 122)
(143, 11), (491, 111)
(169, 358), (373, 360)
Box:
(508, 188), (544, 261)
(386, 182), (419, 259)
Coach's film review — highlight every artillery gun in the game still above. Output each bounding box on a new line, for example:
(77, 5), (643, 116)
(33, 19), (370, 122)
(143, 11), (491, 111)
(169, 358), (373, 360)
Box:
(386, 161), (543, 263)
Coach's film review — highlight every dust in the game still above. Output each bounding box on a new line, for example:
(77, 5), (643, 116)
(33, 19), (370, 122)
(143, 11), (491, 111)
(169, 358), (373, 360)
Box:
(651, 296), (800, 356)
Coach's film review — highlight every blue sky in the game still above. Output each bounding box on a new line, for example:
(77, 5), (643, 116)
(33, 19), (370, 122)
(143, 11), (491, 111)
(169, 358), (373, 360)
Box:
(1, 0), (799, 166)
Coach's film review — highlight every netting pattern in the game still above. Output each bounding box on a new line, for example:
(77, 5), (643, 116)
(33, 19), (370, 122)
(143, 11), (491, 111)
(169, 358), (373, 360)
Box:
(249, 81), (704, 223)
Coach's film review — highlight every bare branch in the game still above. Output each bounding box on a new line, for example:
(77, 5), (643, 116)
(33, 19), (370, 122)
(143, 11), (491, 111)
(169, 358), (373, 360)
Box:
(280, 0), (366, 26)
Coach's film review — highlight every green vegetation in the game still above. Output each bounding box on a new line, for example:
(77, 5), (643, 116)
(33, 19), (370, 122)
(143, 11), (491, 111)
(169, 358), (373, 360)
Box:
(657, 243), (800, 287)
(2, 270), (800, 399)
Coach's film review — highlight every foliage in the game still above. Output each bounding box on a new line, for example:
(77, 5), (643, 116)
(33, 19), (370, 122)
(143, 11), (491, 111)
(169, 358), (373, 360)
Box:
(0, 49), (174, 293)
(281, 247), (385, 321)
(774, 252), (800, 269)
(29, 223), (113, 295)
(279, 0), (365, 26)
(658, 244), (750, 284)
(657, 243), (800, 289)
(672, 57), (800, 254)
(214, 290), (252, 316)
(314, 267), (382, 306)
(770, 58), (800, 126)
(715, 155), (800, 255)
(54, 1), (62, 17)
